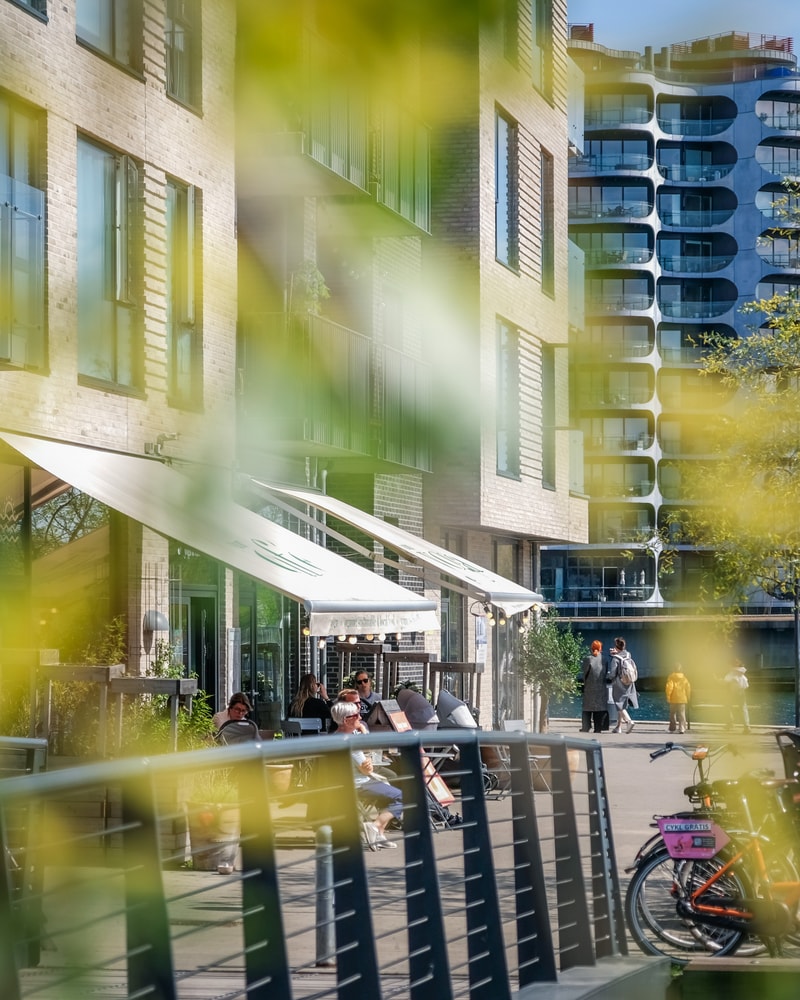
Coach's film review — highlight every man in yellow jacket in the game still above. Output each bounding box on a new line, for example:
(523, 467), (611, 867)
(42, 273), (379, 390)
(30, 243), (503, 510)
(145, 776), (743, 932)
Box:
(665, 663), (691, 734)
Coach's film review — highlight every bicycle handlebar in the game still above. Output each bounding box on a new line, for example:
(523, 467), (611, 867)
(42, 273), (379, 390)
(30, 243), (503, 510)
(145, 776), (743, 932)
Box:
(649, 742), (735, 762)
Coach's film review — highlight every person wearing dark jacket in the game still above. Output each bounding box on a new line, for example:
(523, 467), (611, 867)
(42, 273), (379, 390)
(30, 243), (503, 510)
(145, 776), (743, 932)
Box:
(580, 640), (609, 733)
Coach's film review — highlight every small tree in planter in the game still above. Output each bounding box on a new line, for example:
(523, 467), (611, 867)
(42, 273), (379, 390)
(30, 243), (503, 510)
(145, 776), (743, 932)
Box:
(516, 609), (585, 733)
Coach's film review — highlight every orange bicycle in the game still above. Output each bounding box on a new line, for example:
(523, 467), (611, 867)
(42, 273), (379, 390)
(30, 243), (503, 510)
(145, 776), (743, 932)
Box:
(625, 741), (800, 963)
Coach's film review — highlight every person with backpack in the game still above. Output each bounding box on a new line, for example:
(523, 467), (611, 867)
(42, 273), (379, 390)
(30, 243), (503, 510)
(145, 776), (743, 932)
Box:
(607, 636), (638, 734)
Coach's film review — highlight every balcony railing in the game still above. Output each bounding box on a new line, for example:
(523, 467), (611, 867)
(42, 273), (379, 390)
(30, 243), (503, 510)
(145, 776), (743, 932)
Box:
(658, 299), (734, 318)
(582, 389), (652, 406)
(587, 435), (651, 451)
(656, 163), (732, 182)
(373, 108), (431, 233)
(659, 345), (706, 363)
(587, 480), (653, 498)
(657, 208), (733, 227)
(657, 117), (735, 135)
(658, 254), (732, 273)
(583, 248), (652, 266)
(242, 313), (431, 472)
(585, 108), (652, 127)
(760, 251), (800, 268)
(759, 160), (800, 178)
(569, 201), (651, 220)
(570, 153), (651, 173)
(586, 293), (652, 311)
(758, 112), (800, 130)
(576, 339), (652, 358)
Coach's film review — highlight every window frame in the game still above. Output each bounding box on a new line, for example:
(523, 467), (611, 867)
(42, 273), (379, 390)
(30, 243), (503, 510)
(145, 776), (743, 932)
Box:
(495, 107), (519, 271)
(77, 135), (141, 392)
(0, 93), (46, 370)
(166, 176), (202, 408)
(496, 318), (521, 479)
(76, 0), (142, 74)
(165, 0), (201, 110)
(540, 147), (554, 295)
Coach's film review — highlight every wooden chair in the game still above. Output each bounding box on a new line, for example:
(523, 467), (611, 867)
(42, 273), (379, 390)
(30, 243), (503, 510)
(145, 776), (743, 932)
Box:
(501, 719), (552, 792)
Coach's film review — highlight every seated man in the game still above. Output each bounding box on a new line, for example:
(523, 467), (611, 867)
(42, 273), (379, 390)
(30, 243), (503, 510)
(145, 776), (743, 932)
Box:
(329, 700), (402, 850)
(353, 670), (379, 719)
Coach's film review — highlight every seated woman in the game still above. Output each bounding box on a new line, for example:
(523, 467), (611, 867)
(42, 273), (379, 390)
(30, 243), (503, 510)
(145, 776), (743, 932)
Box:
(329, 700), (402, 850)
(212, 691), (253, 730)
(287, 673), (332, 730)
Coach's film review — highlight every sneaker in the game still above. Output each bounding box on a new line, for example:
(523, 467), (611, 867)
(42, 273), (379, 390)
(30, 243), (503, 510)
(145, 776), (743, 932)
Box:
(626, 721), (635, 734)
(377, 839), (398, 849)
(362, 821), (379, 851)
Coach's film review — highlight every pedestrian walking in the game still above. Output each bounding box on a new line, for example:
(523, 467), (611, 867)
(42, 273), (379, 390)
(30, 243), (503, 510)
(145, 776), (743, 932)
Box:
(665, 663), (691, 734)
(607, 636), (638, 734)
(723, 660), (751, 733)
(580, 640), (610, 733)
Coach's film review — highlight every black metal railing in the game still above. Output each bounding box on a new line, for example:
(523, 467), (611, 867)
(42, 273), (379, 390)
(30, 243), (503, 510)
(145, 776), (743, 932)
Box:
(0, 730), (666, 999)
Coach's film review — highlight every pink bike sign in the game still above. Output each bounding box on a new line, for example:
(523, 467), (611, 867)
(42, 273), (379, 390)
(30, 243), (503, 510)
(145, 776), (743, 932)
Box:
(656, 817), (730, 859)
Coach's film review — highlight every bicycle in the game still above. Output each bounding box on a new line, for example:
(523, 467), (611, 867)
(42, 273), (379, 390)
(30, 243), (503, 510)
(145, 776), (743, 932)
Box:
(624, 741), (800, 963)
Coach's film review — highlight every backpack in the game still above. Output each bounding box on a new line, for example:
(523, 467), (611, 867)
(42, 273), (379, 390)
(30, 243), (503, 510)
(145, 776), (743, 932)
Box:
(617, 654), (638, 686)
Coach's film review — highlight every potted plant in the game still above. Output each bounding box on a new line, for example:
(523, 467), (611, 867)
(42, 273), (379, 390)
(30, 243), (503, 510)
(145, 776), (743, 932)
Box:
(185, 766), (241, 871)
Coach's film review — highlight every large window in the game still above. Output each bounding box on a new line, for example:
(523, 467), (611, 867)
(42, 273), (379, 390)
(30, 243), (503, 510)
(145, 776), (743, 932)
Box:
(166, 177), (201, 406)
(8, 0), (47, 14)
(540, 148), (554, 295)
(541, 345), (555, 488)
(77, 137), (140, 388)
(495, 109), (519, 269)
(530, 0), (553, 99)
(165, 0), (200, 108)
(76, 0), (141, 71)
(496, 319), (520, 477)
(0, 94), (45, 368)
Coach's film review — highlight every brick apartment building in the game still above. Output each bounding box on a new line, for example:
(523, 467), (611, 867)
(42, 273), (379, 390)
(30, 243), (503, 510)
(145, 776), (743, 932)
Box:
(1, 1), (586, 732)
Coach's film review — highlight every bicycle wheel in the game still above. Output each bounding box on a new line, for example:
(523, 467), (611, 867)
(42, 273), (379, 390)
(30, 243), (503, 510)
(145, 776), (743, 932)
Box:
(625, 849), (748, 963)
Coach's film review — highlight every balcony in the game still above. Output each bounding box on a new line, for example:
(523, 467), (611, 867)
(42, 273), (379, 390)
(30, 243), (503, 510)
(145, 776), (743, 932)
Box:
(656, 96), (737, 137)
(585, 108), (651, 128)
(758, 112), (800, 130)
(657, 117), (735, 136)
(240, 313), (431, 472)
(656, 163), (733, 182)
(569, 201), (651, 220)
(581, 387), (652, 407)
(570, 152), (651, 173)
(586, 479), (653, 500)
(657, 208), (733, 227)
(583, 247), (652, 266)
(658, 299), (733, 319)
(758, 250), (800, 269)
(659, 344), (706, 364)
(585, 292), (652, 312)
(588, 434), (652, 452)
(658, 254), (733, 273)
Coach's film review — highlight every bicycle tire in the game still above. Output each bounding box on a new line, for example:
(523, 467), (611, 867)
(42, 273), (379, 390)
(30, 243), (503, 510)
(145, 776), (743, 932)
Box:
(625, 848), (749, 963)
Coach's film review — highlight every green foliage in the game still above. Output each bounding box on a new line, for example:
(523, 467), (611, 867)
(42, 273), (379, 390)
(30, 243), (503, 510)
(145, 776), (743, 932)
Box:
(289, 259), (330, 315)
(516, 610), (586, 731)
(682, 231), (800, 620)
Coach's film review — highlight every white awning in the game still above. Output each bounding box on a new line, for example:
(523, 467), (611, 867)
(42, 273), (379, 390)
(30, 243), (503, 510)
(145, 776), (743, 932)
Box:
(253, 481), (543, 617)
(0, 433), (439, 636)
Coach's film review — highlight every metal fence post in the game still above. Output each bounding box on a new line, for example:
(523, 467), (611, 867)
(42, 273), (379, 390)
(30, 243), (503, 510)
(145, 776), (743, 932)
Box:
(315, 824), (335, 967)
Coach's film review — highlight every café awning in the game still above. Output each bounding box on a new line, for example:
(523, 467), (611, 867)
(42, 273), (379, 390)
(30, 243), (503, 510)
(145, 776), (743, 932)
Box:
(0, 432), (439, 636)
(253, 481), (543, 617)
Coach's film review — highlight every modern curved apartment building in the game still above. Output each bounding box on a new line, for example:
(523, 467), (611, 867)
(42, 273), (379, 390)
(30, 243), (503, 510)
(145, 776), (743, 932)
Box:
(543, 28), (800, 676)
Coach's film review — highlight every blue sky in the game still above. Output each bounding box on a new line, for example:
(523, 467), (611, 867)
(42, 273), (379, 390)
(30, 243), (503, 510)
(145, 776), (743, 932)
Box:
(567, 0), (800, 55)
